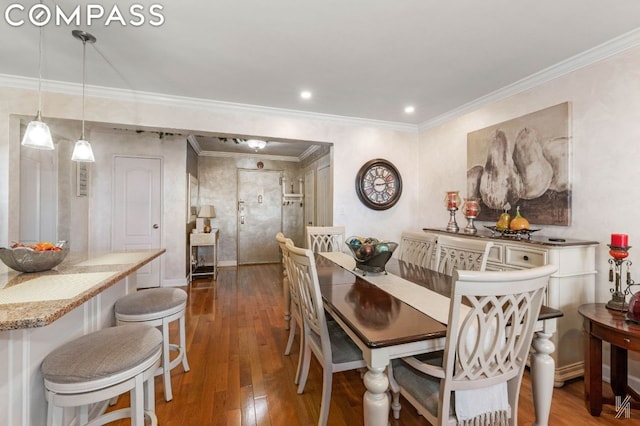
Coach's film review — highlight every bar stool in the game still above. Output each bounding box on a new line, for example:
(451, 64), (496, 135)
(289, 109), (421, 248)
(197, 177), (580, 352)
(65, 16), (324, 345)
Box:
(41, 324), (162, 426)
(114, 288), (190, 402)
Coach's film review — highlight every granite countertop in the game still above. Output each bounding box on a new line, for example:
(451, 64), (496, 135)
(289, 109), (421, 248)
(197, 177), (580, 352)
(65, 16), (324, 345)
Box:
(422, 227), (599, 247)
(0, 249), (165, 330)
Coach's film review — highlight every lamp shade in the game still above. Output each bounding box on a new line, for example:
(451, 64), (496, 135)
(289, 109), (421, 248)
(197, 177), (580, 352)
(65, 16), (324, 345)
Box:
(198, 205), (216, 218)
(22, 118), (54, 150)
(71, 139), (95, 162)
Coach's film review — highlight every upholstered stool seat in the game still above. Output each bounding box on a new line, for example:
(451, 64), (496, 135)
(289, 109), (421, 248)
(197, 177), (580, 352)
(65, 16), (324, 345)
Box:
(114, 288), (190, 402)
(41, 324), (162, 426)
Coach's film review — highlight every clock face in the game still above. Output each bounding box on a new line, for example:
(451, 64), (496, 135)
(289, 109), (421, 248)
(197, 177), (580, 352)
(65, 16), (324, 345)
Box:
(355, 159), (402, 210)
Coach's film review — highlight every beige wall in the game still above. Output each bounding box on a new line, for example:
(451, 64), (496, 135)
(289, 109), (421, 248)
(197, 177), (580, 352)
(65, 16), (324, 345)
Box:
(0, 84), (419, 285)
(417, 45), (640, 384)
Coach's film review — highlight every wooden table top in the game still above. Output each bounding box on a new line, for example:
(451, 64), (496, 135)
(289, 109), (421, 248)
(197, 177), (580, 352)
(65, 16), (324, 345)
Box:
(579, 303), (640, 334)
(315, 254), (563, 349)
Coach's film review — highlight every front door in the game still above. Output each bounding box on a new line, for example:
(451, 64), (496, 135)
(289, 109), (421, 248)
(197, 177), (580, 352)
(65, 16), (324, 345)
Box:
(237, 169), (282, 264)
(113, 156), (162, 288)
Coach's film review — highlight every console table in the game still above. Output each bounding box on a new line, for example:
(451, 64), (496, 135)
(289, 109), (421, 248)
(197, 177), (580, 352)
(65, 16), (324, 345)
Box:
(579, 303), (640, 416)
(190, 229), (218, 281)
(423, 228), (598, 386)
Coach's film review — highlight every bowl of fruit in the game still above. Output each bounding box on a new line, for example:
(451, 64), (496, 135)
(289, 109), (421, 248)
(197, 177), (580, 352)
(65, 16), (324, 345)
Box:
(0, 241), (68, 273)
(346, 236), (398, 274)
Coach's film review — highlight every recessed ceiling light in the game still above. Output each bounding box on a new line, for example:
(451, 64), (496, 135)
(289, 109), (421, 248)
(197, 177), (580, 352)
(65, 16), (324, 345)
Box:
(300, 91), (312, 99)
(404, 106), (415, 114)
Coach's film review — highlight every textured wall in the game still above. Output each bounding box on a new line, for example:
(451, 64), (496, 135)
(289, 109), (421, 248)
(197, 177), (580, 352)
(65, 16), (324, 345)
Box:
(198, 155), (306, 264)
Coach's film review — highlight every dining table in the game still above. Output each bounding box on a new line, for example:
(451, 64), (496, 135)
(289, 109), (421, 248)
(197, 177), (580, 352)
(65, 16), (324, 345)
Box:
(314, 251), (563, 426)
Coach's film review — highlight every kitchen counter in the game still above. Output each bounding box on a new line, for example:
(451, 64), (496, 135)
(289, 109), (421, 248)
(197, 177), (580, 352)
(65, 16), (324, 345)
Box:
(0, 249), (165, 330)
(0, 248), (166, 425)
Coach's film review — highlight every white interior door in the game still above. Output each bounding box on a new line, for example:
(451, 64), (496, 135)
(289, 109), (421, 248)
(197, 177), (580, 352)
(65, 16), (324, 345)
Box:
(316, 164), (331, 226)
(304, 169), (315, 228)
(19, 147), (58, 243)
(113, 156), (162, 288)
(237, 169), (282, 264)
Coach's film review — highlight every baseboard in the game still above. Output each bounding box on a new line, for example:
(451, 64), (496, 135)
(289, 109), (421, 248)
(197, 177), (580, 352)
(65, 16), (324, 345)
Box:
(163, 277), (188, 287)
(554, 361), (585, 387)
(218, 260), (237, 267)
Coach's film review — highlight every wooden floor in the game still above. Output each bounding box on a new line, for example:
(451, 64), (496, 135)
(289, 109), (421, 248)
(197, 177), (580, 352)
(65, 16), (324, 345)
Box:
(110, 263), (632, 425)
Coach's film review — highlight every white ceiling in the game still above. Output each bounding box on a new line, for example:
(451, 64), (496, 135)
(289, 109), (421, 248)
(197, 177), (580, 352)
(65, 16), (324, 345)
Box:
(2, 1), (640, 139)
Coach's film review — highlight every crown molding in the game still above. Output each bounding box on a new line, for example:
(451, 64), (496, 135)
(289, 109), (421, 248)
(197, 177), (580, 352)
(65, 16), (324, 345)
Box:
(198, 150), (301, 162)
(0, 73), (418, 133)
(418, 27), (640, 132)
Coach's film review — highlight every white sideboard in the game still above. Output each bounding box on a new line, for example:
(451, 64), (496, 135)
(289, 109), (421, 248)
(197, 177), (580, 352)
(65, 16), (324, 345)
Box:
(424, 228), (598, 387)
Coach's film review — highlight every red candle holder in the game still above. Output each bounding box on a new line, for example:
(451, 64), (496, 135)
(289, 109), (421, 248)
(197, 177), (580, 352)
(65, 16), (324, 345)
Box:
(444, 191), (461, 233)
(606, 244), (633, 311)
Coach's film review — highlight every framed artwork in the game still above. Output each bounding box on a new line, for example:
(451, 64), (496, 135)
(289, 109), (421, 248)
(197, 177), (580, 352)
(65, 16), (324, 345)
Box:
(76, 162), (89, 197)
(187, 173), (198, 223)
(467, 102), (571, 226)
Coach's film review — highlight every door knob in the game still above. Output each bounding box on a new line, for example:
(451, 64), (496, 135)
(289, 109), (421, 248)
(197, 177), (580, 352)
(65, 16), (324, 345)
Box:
(153, 224), (159, 229)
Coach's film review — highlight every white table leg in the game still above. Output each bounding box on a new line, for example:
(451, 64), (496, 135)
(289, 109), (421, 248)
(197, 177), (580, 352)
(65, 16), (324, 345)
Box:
(530, 331), (555, 426)
(363, 365), (389, 426)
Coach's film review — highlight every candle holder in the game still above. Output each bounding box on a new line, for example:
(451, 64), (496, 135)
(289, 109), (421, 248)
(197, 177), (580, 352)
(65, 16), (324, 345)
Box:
(444, 191), (461, 233)
(463, 198), (481, 234)
(606, 244), (637, 311)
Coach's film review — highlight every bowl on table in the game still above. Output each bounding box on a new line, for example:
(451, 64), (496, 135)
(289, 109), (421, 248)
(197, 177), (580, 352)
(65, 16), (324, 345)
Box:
(346, 236), (398, 274)
(0, 241), (69, 273)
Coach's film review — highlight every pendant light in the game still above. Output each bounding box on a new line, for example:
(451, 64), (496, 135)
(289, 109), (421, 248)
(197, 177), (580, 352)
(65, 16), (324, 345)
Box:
(71, 30), (96, 162)
(21, 24), (54, 150)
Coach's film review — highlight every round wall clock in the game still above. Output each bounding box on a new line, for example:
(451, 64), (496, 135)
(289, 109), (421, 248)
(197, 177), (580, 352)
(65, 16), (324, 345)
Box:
(355, 158), (403, 210)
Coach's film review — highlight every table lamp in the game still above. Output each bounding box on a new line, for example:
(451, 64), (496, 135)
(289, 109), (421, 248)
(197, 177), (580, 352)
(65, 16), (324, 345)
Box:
(197, 205), (216, 233)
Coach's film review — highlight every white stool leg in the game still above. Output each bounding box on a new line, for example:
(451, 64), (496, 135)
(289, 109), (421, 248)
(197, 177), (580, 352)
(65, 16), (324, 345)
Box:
(179, 314), (190, 372)
(130, 373), (145, 426)
(161, 317), (173, 401)
(78, 405), (89, 424)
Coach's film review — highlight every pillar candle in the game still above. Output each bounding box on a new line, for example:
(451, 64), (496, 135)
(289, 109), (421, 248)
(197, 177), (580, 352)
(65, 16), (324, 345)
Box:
(611, 233), (629, 247)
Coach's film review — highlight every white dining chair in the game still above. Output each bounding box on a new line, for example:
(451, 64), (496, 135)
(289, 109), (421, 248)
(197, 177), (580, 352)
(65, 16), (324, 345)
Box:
(398, 230), (438, 269)
(287, 243), (366, 426)
(434, 234), (493, 275)
(306, 226), (346, 253)
(388, 264), (557, 426)
(276, 232), (292, 330)
(276, 233), (305, 385)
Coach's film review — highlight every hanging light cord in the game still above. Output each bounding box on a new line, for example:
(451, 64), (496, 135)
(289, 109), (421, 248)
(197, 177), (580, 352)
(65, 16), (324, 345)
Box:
(36, 25), (44, 118)
(81, 38), (87, 139)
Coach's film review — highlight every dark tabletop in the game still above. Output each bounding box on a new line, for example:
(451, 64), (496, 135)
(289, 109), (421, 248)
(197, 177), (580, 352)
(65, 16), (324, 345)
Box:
(315, 254), (563, 349)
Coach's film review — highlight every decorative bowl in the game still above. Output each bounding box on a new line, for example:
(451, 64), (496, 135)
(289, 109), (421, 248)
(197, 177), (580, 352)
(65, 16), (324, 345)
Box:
(0, 241), (69, 273)
(346, 236), (398, 274)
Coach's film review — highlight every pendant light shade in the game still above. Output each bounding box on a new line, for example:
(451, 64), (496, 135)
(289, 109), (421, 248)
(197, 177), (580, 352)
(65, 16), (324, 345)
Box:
(71, 30), (96, 163)
(71, 139), (95, 162)
(22, 113), (54, 150)
(22, 24), (54, 150)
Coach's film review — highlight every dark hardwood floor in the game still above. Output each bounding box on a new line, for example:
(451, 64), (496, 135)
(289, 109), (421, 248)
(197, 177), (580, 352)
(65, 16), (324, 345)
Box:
(110, 263), (630, 425)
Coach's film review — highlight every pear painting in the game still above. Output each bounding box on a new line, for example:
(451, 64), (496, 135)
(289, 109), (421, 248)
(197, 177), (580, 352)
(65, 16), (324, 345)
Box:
(466, 102), (571, 226)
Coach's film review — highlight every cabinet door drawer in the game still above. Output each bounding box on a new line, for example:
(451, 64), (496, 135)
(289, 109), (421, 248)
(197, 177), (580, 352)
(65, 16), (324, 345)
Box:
(505, 246), (547, 268)
(487, 245), (503, 264)
(592, 322), (640, 351)
(191, 233), (215, 245)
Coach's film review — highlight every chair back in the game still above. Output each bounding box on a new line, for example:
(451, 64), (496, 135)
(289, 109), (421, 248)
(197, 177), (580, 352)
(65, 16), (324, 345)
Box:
(306, 226), (346, 253)
(287, 244), (332, 365)
(442, 265), (557, 423)
(277, 234), (300, 309)
(399, 230), (437, 269)
(434, 235), (493, 275)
